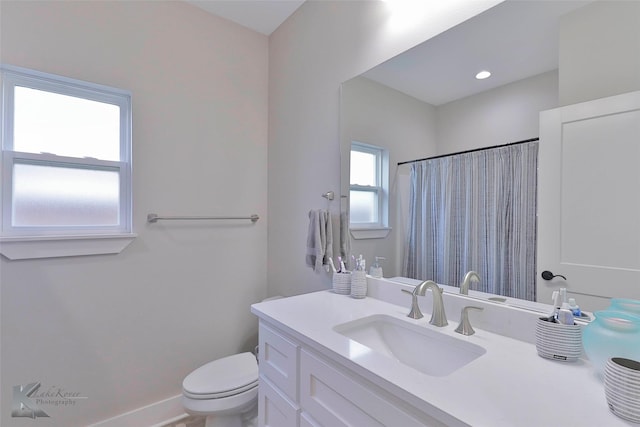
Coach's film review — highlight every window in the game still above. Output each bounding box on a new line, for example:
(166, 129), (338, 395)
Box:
(0, 65), (134, 259)
(349, 141), (390, 238)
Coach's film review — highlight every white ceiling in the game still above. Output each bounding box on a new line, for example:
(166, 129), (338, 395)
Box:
(185, 0), (305, 35)
(362, 0), (593, 106)
(184, 0), (593, 106)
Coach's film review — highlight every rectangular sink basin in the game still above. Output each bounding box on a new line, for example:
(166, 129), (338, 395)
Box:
(334, 314), (486, 377)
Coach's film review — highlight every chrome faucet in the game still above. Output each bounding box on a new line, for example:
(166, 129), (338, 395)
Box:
(401, 280), (448, 327)
(460, 271), (480, 295)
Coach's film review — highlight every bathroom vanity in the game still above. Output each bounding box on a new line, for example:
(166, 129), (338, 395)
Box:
(251, 278), (627, 426)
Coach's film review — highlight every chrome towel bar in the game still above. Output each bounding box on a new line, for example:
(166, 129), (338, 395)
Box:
(147, 213), (259, 223)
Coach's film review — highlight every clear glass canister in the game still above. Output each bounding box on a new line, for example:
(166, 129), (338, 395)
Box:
(582, 310), (640, 376)
(608, 298), (640, 316)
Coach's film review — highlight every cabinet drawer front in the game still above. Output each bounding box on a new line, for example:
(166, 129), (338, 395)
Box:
(259, 376), (299, 427)
(259, 322), (298, 401)
(300, 349), (443, 427)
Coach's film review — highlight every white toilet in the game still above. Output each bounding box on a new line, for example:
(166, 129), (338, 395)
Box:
(182, 352), (259, 427)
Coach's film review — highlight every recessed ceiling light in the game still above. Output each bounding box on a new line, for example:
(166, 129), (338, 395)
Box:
(476, 70), (491, 80)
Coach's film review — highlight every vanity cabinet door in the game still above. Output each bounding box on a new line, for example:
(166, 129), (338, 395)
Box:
(259, 322), (299, 401)
(258, 375), (299, 427)
(299, 349), (446, 427)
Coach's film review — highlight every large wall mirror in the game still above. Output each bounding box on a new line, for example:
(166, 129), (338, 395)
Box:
(340, 0), (640, 313)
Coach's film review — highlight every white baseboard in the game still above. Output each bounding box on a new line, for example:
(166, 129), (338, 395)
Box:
(88, 394), (188, 427)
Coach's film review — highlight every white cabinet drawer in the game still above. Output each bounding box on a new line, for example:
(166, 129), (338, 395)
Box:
(258, 375), (298, 427)
(259, 322), (298, 401)
(299, 349), (445, 427)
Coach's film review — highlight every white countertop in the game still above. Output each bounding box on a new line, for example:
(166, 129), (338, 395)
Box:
(251, 288), (633, 427)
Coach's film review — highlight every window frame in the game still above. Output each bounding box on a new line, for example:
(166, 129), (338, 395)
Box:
(349, 141), (390, 238)
(0, 64), (135, 259)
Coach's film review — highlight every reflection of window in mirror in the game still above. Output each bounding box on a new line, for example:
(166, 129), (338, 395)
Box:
(349, 141), (388, 230)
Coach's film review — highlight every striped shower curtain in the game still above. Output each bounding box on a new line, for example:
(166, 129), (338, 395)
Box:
(402, 141), (538, 300)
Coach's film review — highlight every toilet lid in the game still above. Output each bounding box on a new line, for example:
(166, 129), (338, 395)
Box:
(183, 352), (258, 397)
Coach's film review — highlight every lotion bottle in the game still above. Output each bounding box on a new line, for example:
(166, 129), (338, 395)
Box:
(557, 302), (575, 325)
(369, 256), (385, 278)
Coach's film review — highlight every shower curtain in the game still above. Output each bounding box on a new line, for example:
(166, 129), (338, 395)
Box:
(402, 141), (538, 300)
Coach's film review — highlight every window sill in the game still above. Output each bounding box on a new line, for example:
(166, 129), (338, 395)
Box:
(0, 233), (137, 260)
(350, 227), (392, 240)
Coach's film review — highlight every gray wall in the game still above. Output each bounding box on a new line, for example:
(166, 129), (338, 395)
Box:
(559, 0), (640, 106)
(436, 70), (559, 154)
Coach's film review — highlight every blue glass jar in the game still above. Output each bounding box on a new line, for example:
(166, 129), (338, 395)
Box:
(608, 298), (640, 316)
(582, 310), (640, 376)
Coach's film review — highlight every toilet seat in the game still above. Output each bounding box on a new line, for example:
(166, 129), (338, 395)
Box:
(183, 352), (258, 400)
(183, 379), (258, 399)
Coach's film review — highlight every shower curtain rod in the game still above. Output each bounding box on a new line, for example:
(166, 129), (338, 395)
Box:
(397, 137), (539, 166)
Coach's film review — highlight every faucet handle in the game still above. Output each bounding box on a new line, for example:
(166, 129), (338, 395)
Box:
(455, 306), (484, 336)
(401, 288), (424, 319)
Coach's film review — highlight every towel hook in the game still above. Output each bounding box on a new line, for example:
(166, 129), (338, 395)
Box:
(322, 191), (335, 201)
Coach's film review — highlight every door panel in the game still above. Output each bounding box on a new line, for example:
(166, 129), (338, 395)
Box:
(538, 91), (640, 311)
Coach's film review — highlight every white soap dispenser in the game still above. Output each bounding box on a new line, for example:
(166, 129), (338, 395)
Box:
(350, 255), (367, 299)
(369, 257), (385, 278)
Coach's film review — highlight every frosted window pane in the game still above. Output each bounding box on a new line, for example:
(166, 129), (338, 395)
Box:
(12, 164), (120, 227)
(13, 86), (120, 161)
(351, 151), (377, 186)
(350, 190), (378, 224)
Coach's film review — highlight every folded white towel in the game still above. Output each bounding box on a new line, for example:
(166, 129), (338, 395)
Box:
(306, 209), (333, 271)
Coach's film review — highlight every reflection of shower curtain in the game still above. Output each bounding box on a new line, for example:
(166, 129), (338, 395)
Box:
(403, 141), (538, 300)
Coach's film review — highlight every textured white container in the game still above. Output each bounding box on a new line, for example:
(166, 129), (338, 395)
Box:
(605, 357), (640, 423)
(350, 270), (367, 299)
(535, 317), (582, 362)
(332, 272), (351, 295)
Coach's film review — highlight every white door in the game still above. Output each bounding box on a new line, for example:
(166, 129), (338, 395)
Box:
(537, 91), (640, 312)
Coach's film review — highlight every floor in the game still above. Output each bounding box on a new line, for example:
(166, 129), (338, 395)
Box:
(163, 415), (205, 427)
(162, 414), (258, 427)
